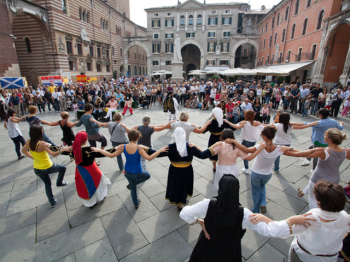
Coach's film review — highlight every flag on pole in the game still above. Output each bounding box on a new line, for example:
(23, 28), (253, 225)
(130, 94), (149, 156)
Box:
(0, 77), (25, 89)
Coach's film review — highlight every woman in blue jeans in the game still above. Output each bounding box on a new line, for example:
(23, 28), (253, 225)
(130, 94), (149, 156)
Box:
(233, 126), (290, 213)
(21, 125), (70, 207)
(92, 129), (168, 208)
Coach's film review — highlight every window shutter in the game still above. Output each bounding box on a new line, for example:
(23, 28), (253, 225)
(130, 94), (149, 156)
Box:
(207, 32), (210, 37)
(152, 44), (155, 53)
(208, 17), (211, 24)
(222, 17), (224, 25)
(165, 20), (168, 27)
(170, 43), (173, 53)
(207, 42), (209, 52)
(165, 44), (168, 53)
(158, 43), (160, 52)
(152, 20), (154, 27)
(213, 60), (215, 65)
(172, 19), (174, 26)
(215, 17), (218, 25)
(227, 42), (230, 52)
(229, 17), (232, 24)
(158, 20), (161, 27)
(206, 60), (208, 65)
(221, 42), (223, 52)
(214, 42), (217, 50)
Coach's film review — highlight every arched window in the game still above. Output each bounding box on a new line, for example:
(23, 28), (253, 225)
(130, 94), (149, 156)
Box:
(274, 33), (277, 45)
(188, 15), (193, 25)
(82, 10), (85, 22)
(281, 29), (286, 42)
(302, 18), (308, 35)
(263, 39), (266, 49)
(265, 22), (268, 32)
(285, 6), (289, 21)
(86, 12), (89, 23)
(106, 21), (108, 30)
(260, 41), (262, 51)
(272, 17), (275, 29)
(79, 8), (82, 20)
(197, 14), (202, 25)
(269, 35), (272, 47)
(306, 0), (311, 8)
(277, 13), (280, 25)
(180, 15), (185, 26)
(134, 66), (137, 75)
(316, 10), (324, 30)
(295, 0), (299, 15)
(291, 24), (296, 39)
(25, 38), (31, 53)
(262, 26), (264, 34)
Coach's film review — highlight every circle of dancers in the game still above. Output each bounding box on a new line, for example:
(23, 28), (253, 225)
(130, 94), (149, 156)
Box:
(3, 97), (350, 261)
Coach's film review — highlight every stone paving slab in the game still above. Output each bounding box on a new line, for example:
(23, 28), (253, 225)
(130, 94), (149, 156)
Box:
(35, 219), (107, 262)
(101, 208), (148, 260)
(0, 208), (36, 237)
(75, 238), (118, 262)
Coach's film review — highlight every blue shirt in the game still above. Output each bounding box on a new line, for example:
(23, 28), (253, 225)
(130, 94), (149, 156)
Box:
(307, 118), (343, 145)
(291, 89), (299, 100)
(10, 96), (20, 105)
(116, 93), (124, 102)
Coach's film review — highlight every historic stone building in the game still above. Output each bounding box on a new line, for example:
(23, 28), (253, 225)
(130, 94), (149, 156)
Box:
(141, 0), (268, 74)
(1, 0), (147, 85)
(256, 0), (350, 87)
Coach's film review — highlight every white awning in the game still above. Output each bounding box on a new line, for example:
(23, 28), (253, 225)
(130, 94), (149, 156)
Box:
(221, 68), (258, 76)
(204, 67), (229, 74)
(256, 61), (314, 76)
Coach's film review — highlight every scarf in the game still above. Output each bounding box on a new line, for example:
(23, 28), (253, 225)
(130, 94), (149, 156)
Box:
(213, 175), (240, 228)
(174, 127), (188, 157)
(212, 107), (223, 127)
(72, 131), (88, 165)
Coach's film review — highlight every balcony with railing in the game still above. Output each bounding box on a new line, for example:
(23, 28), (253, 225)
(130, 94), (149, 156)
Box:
(277, 56), (284, 64)
(270, 59), (274, 65)
(295, 54), (301, 62)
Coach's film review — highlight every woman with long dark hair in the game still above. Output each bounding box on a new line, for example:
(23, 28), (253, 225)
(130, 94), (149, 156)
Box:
(180, 175), (315, 262)
(271, 112), (316, 172)
(21, 125), (70, 207)
(4, 108), (26, 160)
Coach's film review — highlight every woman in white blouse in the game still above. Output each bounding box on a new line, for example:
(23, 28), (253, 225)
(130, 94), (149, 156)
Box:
(252, 179), (350, 262)
(180, 175), (315, 262)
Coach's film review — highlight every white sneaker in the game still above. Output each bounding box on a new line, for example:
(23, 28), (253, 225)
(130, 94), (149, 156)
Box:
(300, 159), (310, 166)
(242, 168), (250, 175)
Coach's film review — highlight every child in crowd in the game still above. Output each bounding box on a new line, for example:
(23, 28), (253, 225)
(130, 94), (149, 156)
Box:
(73, 101), (78, 112)
(232, 102), (241, 124)
(200, 100), (208, 110)
(341, 96), (350, 116)
(274, 110), (281, 123)
(302, 96), (312, 118)
(66, 98), (72, 111)
(214, 91), (221, 106)
(262, 103), (269, 124)
(78, 98), (85, 110)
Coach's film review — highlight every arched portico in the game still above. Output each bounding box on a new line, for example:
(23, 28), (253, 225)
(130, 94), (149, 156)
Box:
(231, 39), (259, 68)
(180, 40), (205, 70)
(123, 40), (151, 77)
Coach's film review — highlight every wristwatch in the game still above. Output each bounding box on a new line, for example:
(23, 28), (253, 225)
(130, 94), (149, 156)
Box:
(289, 147), (293, 151)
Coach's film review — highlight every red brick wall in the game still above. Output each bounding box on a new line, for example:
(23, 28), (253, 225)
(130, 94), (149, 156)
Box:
(257, 0), (339, 66)
(0, 1), (20, 77)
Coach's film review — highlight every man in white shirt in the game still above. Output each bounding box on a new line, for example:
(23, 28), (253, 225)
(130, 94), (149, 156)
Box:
(298, 85), (310, 113)
(199, 81), (206, 102)
(241, 98), (253, 117)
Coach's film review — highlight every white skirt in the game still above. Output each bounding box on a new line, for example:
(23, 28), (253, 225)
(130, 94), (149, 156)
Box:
(81, 174), (111, 207)
(214, 163), (239, 189)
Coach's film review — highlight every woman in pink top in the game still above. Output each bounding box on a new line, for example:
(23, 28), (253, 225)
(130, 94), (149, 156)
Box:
(261, 104), (269, 124)
(211, 129), (265, 189)
(104, 96), (119, 121)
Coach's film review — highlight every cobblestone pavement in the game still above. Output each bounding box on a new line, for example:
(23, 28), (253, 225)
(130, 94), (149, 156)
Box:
(0, 106), (349, 262)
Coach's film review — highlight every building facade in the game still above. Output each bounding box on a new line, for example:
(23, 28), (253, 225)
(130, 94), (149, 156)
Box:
(142, 0), (267, 74)
(1, 0), (147, 85)
(256, 0), (348, 87)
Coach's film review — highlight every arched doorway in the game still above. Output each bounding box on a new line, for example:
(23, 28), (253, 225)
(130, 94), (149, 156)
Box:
(120, 65), (124, 76)
(12, 12), (51, 85)
(123, 41), (150, 77)
(181, 44), (201, 74)
(322, 23), (350, 87)
(127, 65), (131, 76)
(234, 44), (256, 68)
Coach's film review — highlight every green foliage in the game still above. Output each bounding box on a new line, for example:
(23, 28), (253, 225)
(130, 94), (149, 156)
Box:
(228, 76), (237, 83)
(113, 70), (117, 79)
(277, 76), (285, 84)
(211, 75), (220, 80)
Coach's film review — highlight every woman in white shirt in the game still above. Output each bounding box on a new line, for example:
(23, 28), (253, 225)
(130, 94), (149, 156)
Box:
(232, 126), (290, 213)
(4, 108), (26, 160)
(180, 175), (315, 262)
(209, 86), (217, 106)
(252, 180), (349, 262)
(272, 112), (316, 171)
(52, 88), (61, 112)
(256, 84), (262, 100)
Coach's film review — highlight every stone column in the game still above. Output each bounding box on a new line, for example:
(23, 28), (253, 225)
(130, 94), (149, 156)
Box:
(171, 59), (184, 83)
(339, 40), (350, 85)
(312, 24), (329, 84)
(124, 58), (128, 76)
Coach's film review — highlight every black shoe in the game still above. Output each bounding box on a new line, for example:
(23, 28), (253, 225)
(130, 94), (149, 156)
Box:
(57, 181), (69, 187)
(126, 184), (131, 190)
(18, 155), (25, 160)
(213, 169), (216, 172)
(177, 206), (183, 212)
(89, 203), (97, 209)
(51, 199), (58, 208)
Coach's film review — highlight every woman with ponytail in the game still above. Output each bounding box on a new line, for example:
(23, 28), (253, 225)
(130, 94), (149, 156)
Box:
(284, 128), (350, 209)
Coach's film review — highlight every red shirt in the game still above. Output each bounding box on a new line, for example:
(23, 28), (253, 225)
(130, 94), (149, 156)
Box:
(225, 103), (234, 112)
